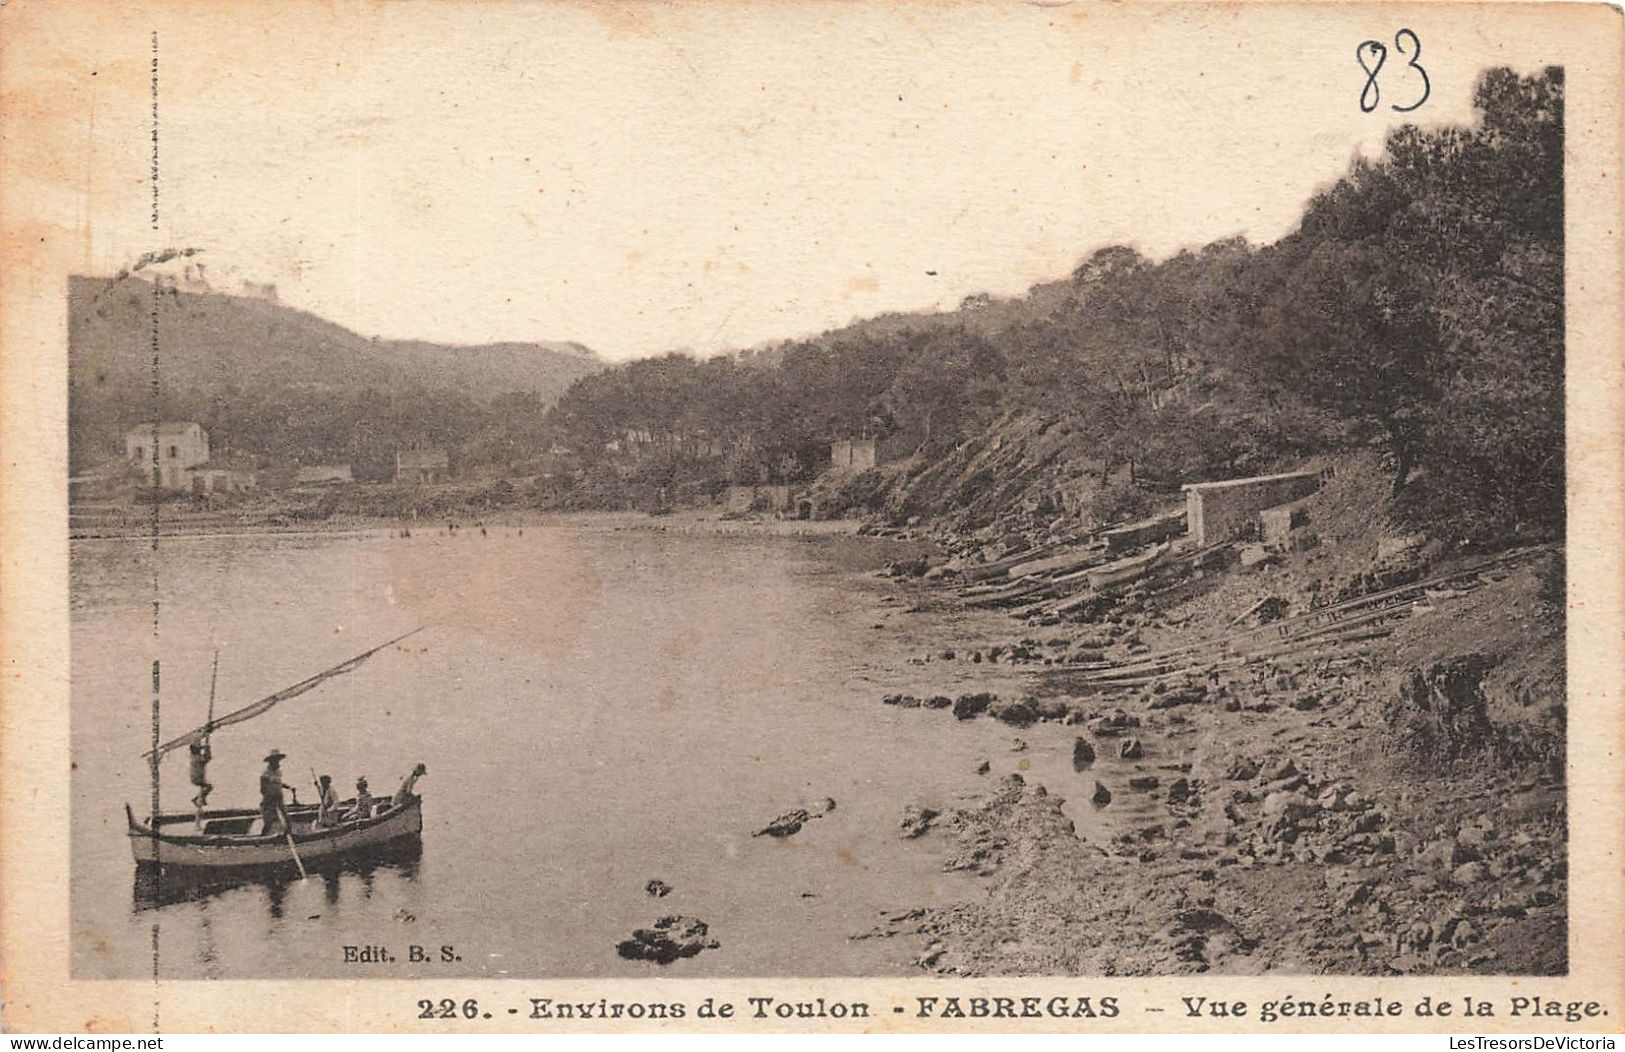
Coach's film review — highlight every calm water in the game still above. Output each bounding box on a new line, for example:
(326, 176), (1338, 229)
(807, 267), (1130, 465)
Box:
(70, 522), (1115, 979)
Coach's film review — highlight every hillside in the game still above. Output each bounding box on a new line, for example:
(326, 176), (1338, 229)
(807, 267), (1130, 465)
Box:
(547, 68), (1563, 554)
(68, 274), (603, 472)
(737, 274), (1078, 368)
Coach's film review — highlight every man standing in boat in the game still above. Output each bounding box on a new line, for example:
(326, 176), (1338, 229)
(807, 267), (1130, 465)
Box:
(259, 749), (292, 835)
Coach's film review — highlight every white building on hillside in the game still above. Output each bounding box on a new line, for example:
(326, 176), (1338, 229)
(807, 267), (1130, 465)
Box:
(125, 422), (209, 490)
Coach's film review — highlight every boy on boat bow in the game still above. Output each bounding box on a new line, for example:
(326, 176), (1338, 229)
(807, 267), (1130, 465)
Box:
(188, 737), (213, 809)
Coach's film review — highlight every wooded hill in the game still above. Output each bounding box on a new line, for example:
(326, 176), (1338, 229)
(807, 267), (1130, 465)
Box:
(547, 67), (1564, 547)
(67, 66), (1563, 550)
(68, 274), (603, 478)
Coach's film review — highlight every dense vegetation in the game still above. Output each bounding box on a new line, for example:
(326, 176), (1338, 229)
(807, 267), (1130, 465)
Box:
(543, 67), (1563, 544)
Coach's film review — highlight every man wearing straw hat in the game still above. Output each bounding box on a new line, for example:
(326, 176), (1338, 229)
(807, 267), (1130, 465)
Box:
(258, 749), (293, 835)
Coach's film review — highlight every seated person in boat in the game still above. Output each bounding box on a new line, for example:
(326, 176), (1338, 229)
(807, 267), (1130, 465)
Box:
(258, 749), (292, 835)
(343, 777), (374, 822)
(394, 763), (427, 807)
(315, 773), (339, 827)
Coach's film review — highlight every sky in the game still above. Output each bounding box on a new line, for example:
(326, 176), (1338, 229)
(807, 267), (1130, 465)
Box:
(49, 2), (1567, 362)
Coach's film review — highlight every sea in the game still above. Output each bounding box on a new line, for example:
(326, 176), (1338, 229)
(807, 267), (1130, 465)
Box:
(68, 519), (1131, 979)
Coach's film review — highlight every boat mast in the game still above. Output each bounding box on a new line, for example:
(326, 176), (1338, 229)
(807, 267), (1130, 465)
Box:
(148, 658), (161, 844)
(194, 651), (219, 827)
(206, 650), (219, 732)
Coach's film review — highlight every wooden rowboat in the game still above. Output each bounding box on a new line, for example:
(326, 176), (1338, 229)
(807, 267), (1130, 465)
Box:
(125, 627), (430, 879)
(127, 795), (422, 871)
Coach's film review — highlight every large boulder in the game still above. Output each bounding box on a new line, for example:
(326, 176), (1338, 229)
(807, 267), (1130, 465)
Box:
(899, 804), (940, 839)
(1148, 684), (1207, 710)
(989, 696), (1039, 727)
(1261, 791), (1318, 827)
(952, 692), (996, 720)
(1226, 757), (1260, 781)
(753, 797), (836, 838)
(616, 916), (720, 964)
(1262, 758), (1299, 782)
(1385, 654), (1501, 765)
(1088, 710), (1141, 737)
(1036, 698), (1072, 722)
(754, 808), (811, 838)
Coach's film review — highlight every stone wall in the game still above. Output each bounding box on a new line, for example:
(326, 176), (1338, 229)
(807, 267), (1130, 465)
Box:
(829, 438), (877, 474)
(1260, 499), (1312, 548)
(1102, 508), (1187, 553)
(1183, 471), (1320, 545)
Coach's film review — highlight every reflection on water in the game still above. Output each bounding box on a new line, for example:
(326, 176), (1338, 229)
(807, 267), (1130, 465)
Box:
(132, 841), (422, 912)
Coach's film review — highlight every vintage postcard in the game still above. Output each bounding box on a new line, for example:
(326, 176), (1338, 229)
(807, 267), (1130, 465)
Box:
(1, 0), (1621, 1036)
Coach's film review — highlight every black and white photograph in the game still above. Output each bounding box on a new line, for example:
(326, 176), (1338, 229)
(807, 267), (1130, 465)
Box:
(3, 0), (1621, 1036)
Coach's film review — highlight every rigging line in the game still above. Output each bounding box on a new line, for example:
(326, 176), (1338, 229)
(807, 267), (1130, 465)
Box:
(142, 625), (428, 761)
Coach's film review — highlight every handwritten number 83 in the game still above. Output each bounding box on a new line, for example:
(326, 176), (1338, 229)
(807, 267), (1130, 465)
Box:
(1357, 29), (1430, 114)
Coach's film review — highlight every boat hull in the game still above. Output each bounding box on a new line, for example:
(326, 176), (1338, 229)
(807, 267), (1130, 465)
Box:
(128, 797), (422, 870)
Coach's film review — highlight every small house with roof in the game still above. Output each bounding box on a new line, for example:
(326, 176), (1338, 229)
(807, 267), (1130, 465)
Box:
(185, 456), (259, 495)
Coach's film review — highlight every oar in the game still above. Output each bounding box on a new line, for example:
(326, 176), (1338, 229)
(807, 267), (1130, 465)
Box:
(310, 767), (328, 825)
(278, 802), (308, 882)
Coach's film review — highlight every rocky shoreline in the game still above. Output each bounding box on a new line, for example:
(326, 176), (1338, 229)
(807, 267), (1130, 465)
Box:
(851, 462), (1567, 976)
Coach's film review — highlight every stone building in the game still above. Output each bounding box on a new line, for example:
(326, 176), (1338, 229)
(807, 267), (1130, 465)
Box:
(829, 438), (877, 474)
(395, 448), (450, 484)
(723, 484), (794, 514)
(125, 422), (210, 490)
(185, 457), (258, 495)
(1182, 470), (1321, 545)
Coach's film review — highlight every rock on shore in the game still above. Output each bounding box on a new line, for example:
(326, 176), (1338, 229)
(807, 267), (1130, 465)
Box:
(754, 797), (837, 838)
(899, 804), (939, 839)
(616, 916), (720, 964)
